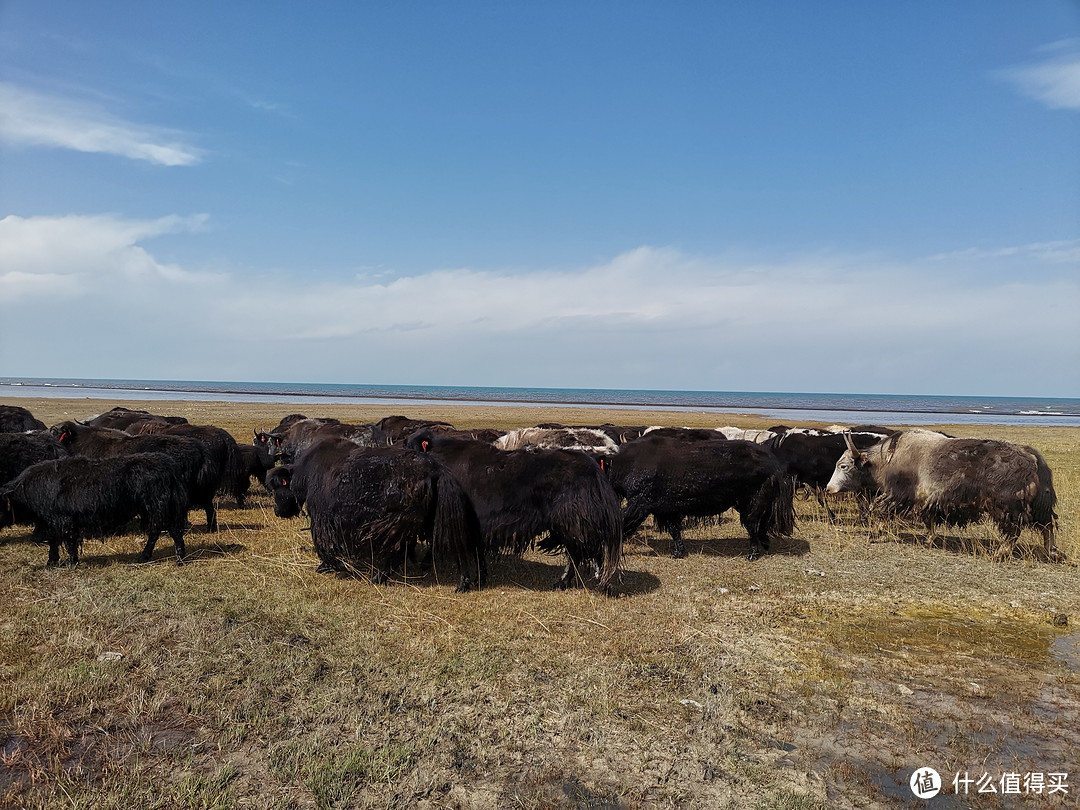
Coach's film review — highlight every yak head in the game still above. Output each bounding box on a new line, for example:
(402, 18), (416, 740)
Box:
(253, 428), (284, 462)
(826, 432), (874, 493)
(265, 466), (302, 518)
(49, 420), (82, 448)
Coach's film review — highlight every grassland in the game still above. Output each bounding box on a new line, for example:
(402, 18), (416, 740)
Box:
(1, 397), (1078, 809)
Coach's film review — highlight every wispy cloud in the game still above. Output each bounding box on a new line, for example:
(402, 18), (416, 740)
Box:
(926, 239), (1080, 265)
(999, 40), (1080, 111)
(0, 81), (203, 165)
(0, 214), (1077, 394)
(0, 213), (211, 299)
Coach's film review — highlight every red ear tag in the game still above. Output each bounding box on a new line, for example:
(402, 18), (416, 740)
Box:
(600, 458), (606, 471)
(421, 440), (429, 452)
(59, 432), (67, 443)
(281, 478), (288, 487)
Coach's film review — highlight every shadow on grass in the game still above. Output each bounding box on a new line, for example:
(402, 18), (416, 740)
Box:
(639, 533), (812, 560)
(483, 554), (662, 597)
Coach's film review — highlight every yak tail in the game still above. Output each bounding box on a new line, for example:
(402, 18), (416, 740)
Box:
(1028, 447), (1058, 538)
(430, 472), (485, 588)
(748, 473), (796, 541)
(593, 481), (624, 594)
(219, 439), (249, 501)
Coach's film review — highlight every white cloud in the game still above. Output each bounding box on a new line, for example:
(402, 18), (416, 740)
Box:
(0, 81), (203, 165)
(0, 213), (1077, 395)
(0, 213), (211, 299)
(999, 42), (1080, 111)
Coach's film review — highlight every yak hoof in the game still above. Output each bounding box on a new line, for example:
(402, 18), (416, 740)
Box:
(315, 562), (336, 574)
(1048, 548), (1067, 564)
(746, 547), (762, 562)
(671, 546), (686, 559)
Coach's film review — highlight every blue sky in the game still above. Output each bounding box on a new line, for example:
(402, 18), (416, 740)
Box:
(1, 2), (1078, 396)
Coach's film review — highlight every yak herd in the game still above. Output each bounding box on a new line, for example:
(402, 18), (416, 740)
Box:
(0, 402), (1063, 594)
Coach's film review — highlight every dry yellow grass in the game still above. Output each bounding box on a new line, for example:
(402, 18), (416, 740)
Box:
(1, 397), (1078, 809)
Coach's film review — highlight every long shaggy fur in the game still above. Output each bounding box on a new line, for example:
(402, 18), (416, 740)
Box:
(266, 440), (483, 592)
(407, 431), (623, 594)
(51, 420), (221, 531)
(829, 429), (1062, 559)
(0, 453), (189, 566)
(0, 405), (47, 433)
(0, 432), (70, 487)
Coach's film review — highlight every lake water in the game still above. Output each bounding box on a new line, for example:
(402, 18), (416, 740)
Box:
(2, 377), (1078, 427)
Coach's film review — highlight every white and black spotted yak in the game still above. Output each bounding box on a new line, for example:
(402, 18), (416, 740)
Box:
(827, 429), (1062, 561)
(0, 453), (189, 566)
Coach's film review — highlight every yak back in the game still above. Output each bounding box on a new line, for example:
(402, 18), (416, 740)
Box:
(0, 405), (48, 433)
(0, 432), (70, 487)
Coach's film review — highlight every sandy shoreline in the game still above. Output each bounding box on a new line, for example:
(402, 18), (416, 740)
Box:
(3, 395), (786, 435)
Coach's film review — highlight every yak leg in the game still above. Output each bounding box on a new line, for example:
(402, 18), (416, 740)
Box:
(551, 534), (586, 591)
(655, 514), (686, 558)
(62, 533), (80, 567)
(203, 500), (217, 533)
(621, 501), (652, 540)
(47, 537), (62, 567)
(138, 529), (160, 562)
(170, 524), (187, 564)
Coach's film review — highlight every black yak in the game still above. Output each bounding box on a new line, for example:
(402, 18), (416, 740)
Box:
(265, 440), (484, 591)
(0, 432), (70, 487)
(827, 429), (1062, 560)
(129, 419), (249, 506)
(0, 453), (189, 566)
(0, 405), (47, 433)
(608, 434), (796, 560)
(407, 430), (623, 594)
(254, 416), (387, 464)
(51, 421), (221, 531)
(84, 406), (188, 430)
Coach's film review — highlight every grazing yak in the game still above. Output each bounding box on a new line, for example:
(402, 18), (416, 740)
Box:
(826, 429), (1061, 561)
(0, 453), (189, 566)
(375, 415), (456, 444)
(128, 419), (249, 506)
(265, 440), (484, 591)
(51, 421), (221, 531)
(762, 428), (895, 520)
(494, 426), (620, 456)
(85, 407), (188, 430)
(608, 434), (795, 560)
(641, 426), (730, 442)
(237, 443), (276, 490)
(0, 405), (47, 433)
(253, 415), (387, 464)
(407, 430), (623, 594)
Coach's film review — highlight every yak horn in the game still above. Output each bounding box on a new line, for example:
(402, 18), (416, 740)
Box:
(843, 431), (858, 455)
